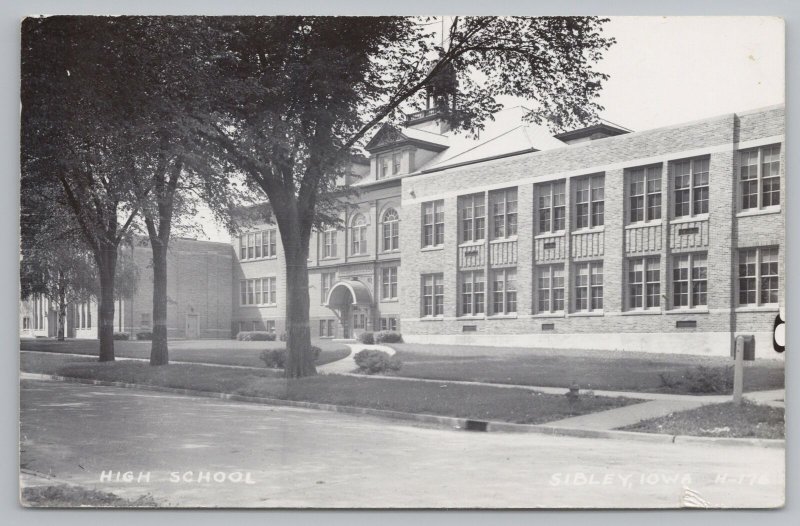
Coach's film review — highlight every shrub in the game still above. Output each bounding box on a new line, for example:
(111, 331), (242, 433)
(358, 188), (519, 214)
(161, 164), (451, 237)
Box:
(259, 346), (322, 369)
(659, 365), (734, 394)
(353, 349), (402, 375)
(357, 332), (375, 344)
(236, 331), (277, 341)
(135, 331), (152, 341)
(113, 332), (129, 341)
(374, 330), (403, 344)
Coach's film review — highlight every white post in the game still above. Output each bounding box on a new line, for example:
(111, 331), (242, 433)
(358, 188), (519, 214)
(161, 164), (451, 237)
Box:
(733, 336), (744, 406)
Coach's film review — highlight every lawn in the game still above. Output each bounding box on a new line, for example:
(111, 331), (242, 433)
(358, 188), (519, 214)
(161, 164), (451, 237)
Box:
(619, 401), (785, 439)
(389, 343), (785, 394)
(20, 338), (350, 368)
(20, 352), (639, 426)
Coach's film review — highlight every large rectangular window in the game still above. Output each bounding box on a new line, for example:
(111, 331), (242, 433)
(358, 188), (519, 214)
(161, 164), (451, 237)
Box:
(627, 257), (661, 310)
(323, 229), (338, 258)
(673, 157), (709, 218)
(537, 180), (566, 234)
(422, 200), (445, 247)
(380, 317), (398, 331)
(536, 265), (565, 314)
(240, 277), (277, 306)
(574, 261), (603, 312)
(490, 187), (518, 239)
(628, 165), (662, 223)
(421, 273), (444, 317)
(672, 253), (707, 309)
(321, 272), (336, 304)
(738, 247), (779, 306)
(459, 193), (485, 243)
(574, 175), (604, 229)
(459, 270), (485, 316)
(381, 267), (398, 300)
(240, 230), (278, 260)
(491, 268), (517, 315)
(740, 144), (781, 211)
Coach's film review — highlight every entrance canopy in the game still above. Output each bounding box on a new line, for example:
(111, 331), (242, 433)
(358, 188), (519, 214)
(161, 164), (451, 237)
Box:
(325, 279), (373, 307)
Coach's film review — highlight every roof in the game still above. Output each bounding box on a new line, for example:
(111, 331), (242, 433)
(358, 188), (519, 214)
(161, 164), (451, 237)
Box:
(553, 120), (632, 142)
(325, 279), (373, 307)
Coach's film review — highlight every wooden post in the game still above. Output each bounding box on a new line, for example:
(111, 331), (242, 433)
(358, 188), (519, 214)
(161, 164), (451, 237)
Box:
(733, 336), (744, 406)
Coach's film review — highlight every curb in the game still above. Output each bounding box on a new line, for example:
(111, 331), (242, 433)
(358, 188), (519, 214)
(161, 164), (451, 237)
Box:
(21, 372), (785, 449)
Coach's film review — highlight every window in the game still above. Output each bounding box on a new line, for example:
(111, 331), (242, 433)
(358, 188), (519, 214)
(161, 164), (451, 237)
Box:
(321, 272), (336, 304)
(490, 187), (518, 239)
(240, 230), (277, 260)
(353, 309), (366, 330)
(323, 229), (338, 258)
(574, 261), (603, 312)
(672, 253), (707, 309)
(240, 277), (277, 306)
(740, 145), (781, 211)
(738, 247), (779, 306)
(459, 193), (485, 242)
(379, 157), (390, 179)
(491, 268), (517, 315)
(537, 181), (566, 234)
(392, 153), (402, 175)
(380, 317), (398, 331)
(265, 320), (276, 333)
(627, 257), (660, 310)
(628, 165), (662, 223)
(459, 270), (485, 316)
(673, 157), (709, 218)
(574, 175), (604, 229)
(382, 267), (398, 300)
(422, 200), (445, 247)
(350, 214), (368, 255)
(421, 274), (444, 317)
(382, 208), (400, 251)
(22, 317), (30, 330)
(319, 319), (336, 337)
(536, 265), (565, 313)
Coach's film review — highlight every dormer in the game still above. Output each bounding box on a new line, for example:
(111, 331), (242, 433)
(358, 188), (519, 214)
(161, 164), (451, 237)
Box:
(364, 123), (448, 181)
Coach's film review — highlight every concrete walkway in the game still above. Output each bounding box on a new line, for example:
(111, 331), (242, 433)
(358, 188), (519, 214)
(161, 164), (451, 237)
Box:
(316, 343), (396, 374)
(546, 399), (709, 430)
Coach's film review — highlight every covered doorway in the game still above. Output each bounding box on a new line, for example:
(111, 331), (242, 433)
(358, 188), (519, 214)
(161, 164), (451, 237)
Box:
(325, 279), (374, 340)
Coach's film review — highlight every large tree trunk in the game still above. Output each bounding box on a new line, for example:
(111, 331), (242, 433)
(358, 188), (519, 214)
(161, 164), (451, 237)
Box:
(97, 249), (117, 362)
(149, 239), (169, 365)
(283, 239), (316, 379)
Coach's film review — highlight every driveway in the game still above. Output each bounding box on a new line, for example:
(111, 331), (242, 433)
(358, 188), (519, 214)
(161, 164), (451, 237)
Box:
(20, 379), (784, 508)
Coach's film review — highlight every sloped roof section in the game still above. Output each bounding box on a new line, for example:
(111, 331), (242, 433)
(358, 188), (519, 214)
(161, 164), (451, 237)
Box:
(364, 123), (449, 153)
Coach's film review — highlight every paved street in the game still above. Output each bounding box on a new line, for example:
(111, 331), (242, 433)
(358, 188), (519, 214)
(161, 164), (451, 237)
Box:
(20, 379), (784, 508)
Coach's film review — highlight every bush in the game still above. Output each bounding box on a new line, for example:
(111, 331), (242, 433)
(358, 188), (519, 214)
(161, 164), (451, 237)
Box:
(357, 332), (374, 344)
(374, 331), (403, 344)
(353, 349), (402, 375)
(659, 365), (734, 394)
(113, 332), (129, 341)
(259, 346), (322, 369)
(135, 331), (152, 341)
(236, 331), (277, 341)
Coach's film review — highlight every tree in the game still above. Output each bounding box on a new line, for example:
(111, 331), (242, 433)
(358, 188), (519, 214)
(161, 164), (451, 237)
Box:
(195, 16), (615, 377)
(21, 17), (150, 361)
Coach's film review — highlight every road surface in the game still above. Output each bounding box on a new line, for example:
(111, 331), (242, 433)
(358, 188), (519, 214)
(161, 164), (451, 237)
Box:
(20, 379), (784, 508)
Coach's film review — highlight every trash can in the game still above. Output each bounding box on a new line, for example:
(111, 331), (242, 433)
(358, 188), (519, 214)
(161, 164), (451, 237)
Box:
(733, 335), (756, 361)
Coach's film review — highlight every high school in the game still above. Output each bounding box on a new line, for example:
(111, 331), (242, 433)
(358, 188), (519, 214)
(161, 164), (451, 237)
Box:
(21, 103), (785, 359)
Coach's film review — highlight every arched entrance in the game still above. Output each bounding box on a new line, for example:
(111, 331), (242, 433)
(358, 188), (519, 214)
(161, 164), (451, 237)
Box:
(325, 279), (374, 339)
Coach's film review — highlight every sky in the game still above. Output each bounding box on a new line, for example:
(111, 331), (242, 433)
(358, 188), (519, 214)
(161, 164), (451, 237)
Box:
(195, 16), (785, 243)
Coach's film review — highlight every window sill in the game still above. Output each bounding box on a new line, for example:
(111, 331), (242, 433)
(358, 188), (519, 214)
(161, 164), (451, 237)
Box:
(487, 314), (518, 320)
(625, 220), (663, 229)
(736, 207), (781, 218)
(239, 304), (278, 309)
(735, 305), (780, 313)
(621, 309), (662, 316)
(380, 298), (399, 303)
(670, 214), (709, 225)
(534, 231), (566, 239)
(571, 226), (605, 235)
(421, 245), (444, 252)
(490, 236), (518, 244)
(665, 308), (709, 315)
(532, 312), (565, 319)
(349, 253), (370, 258)
(380, 249), (401, 255)
(240, 256), (279, 263)
(459, 240), (485, 248)
(569, 311), (604, 317)
(457, 315), (486, 320)
(419, 316), (444, 321)
(321, 256), (340, 261)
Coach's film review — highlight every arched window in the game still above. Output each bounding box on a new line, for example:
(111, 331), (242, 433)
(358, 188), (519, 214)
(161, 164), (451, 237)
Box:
(350, 213), (368, 255)
(382, 208), (400, 251)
